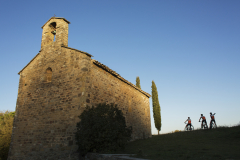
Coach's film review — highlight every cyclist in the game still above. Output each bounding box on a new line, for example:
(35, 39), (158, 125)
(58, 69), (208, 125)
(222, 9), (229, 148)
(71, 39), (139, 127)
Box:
(210, 112), (216, 128)
(199, 114), (207, 129)
(184, 117), (192, 129)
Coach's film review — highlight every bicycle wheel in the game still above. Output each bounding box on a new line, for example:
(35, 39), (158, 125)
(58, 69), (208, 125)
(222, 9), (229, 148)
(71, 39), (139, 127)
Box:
(190, 125), (194, 131)
(210, 121), (216, 129)
(212, 122), (217, 129)
(203, 122), (208, 129)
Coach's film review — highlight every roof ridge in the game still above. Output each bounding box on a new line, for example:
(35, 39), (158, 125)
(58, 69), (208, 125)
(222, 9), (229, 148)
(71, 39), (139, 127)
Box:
(92, 59), (151, 98)
(18, 51), (41, 75)
(61, 45), (93, 57)
(41, 17), (70, 29)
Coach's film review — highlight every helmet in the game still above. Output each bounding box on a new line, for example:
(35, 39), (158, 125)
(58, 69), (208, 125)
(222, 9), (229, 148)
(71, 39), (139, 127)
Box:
(188, 117), (190, 119)
(210, 112), (212, 115)
(201, 114), (203, 116)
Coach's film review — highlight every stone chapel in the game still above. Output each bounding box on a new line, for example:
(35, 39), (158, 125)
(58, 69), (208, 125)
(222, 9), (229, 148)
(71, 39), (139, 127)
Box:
(8, 17), (151, 160)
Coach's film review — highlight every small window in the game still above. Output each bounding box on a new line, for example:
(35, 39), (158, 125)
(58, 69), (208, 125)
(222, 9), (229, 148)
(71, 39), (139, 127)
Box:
(46, 68), (52, 82)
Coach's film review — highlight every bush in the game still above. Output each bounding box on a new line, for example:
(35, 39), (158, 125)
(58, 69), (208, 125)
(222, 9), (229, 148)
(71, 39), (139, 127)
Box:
(75, 103), (132, 155)
(173, 130), (181, 133)
(0, 111), (15, 160)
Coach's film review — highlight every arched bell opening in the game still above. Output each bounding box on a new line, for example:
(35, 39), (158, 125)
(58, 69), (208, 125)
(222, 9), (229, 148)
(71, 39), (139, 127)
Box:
(49, 22), (57, 42)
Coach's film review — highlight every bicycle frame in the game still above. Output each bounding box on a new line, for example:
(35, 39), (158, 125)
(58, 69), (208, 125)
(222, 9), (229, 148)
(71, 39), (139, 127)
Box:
(199, 120), (208, 129)
(184, 122), (194, 131)
(210, 120), (217, 129)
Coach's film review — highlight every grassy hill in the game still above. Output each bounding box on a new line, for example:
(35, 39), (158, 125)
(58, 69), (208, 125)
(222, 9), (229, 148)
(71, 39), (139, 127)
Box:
(109, 126), (240, 160)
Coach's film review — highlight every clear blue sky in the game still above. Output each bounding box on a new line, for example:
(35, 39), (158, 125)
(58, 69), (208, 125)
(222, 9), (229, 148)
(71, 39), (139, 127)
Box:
(0, 0), (239, 134)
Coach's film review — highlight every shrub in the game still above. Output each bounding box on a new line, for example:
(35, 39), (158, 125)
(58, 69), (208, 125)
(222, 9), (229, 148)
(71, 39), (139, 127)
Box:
(171, 130), (181, 133)
(75, 103), (132, 155)
(0, 111), (15, 160)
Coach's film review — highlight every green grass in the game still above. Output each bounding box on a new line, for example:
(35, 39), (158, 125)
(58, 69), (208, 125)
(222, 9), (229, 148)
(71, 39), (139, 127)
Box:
(107, 126), (240, 160)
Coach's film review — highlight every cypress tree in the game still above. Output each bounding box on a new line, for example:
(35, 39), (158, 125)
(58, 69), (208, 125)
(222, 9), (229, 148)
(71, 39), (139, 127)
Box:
(151, 81), (161, 135)
(136, 76), (141, 89)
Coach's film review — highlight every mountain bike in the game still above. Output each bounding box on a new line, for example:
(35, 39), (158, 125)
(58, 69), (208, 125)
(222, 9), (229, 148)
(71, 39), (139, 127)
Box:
(210, 120), (217, 129)
(184, 122), (194, 131)
(199, 120), (208, 129)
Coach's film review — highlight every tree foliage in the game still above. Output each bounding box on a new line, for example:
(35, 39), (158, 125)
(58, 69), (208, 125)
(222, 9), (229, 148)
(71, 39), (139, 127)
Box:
(75, 103), (132, 155)
(0, 111), (15, 160)
(151, 81), (161, 135)
(136, 76), (141, 89)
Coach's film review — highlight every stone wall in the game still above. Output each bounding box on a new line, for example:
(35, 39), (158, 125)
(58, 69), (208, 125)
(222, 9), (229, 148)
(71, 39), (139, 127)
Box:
(8, 44), (92, 160)
(89, 60), (151, 140)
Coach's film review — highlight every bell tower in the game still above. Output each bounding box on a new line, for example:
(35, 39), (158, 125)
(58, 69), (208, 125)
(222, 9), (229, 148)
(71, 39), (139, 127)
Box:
(41, 17), (70, 49)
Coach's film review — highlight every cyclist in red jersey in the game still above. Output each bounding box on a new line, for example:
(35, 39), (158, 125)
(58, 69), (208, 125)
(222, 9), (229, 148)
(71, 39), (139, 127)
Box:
(184, 117), (192, 128)
(210, 112), (216, 128)
(199, 114), (207, 129)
